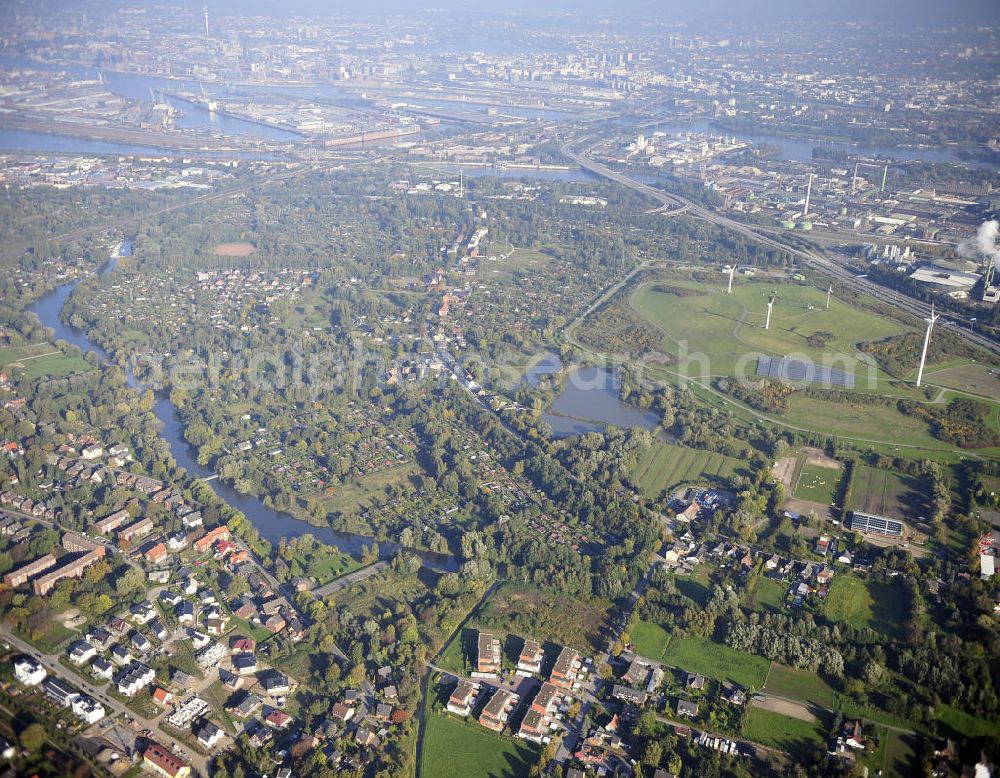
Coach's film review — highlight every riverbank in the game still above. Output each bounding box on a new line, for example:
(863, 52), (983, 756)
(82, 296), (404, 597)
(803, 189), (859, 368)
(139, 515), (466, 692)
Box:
(0, 115), (260, 152)
(27, 258), (460, 573)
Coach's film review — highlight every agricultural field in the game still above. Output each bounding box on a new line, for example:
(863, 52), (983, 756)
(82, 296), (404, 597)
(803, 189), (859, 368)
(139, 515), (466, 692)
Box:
(631, 440), (743, 498)
(851, 465), (927, 521)
(763, 662), (836, 709)
(661, 635), (770, 689)
(631, 277), (905, 389)
(822, 575), (908, 639)
(420, 709), (538, 778)
(630, 620), (672, 661)
(741, 706), (827, 758)
(793, 462), (842, 506)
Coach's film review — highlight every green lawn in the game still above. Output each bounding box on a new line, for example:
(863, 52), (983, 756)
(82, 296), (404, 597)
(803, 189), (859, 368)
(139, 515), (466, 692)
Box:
(15, 622), (76, 653)
(674, 570), (712, 607)
(742, 707), (826, 758)
(823, 575), (908, 639)
(782, 395), (943, 450)
(229, 616), (273, 644)
(420, 710), (539, 778)
(793, 462), (842, 506)
(883, 730), (920, 777)
(436, 627), (474, 675)
(0, 344), (93, 380)
(752, 577), (788, 613)
(662, 635), (769, 689)
(304, 550), (362, 585)
(763, 662), (836, 709)
(937, 704), (1000, 739)
(630, 620), (671, 661)
(631, 440), (743, 498)
(631, 277), (904, 390)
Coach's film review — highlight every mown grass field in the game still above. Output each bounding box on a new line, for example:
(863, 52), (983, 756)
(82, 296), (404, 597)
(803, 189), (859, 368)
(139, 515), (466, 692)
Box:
(304, 550), (362, 585)
(883, 730), (920, 777)
(631, 440), (743, 498)
(937, 704), (1000, 739)
(823, 576), (908, 640)
(303, 461), (423, 516)
(752, 577), (788, 613)
(793, 463), (842, 506)
(852, 465), (925, 521)
(764, 662), (836, 709)
(630, 620), (672, 661)
(662, 635), (769, 689)
(631, 277), (905, 389)
(741, 707), (826, 758)
(420, 708), (539, 778)
(0, 344), (92, 379)
(783, 394), (945, 449)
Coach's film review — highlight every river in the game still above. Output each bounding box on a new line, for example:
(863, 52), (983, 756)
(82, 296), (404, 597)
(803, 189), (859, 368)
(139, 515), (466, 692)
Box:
(651, 117), (996, 170)
(28, 249), (459, 572)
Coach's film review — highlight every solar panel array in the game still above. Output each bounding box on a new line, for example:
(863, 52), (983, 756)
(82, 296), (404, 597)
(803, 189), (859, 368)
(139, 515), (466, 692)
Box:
(755, 356), (855, 389)
(850, 511), (904, 537)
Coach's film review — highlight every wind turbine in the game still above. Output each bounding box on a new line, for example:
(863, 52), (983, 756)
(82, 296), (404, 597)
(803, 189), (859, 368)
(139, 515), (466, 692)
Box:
(826, 285), (833, 309)
(765, 294), (776, 330)
(725, 265), (736, 294)
(915, 304), (941, 388)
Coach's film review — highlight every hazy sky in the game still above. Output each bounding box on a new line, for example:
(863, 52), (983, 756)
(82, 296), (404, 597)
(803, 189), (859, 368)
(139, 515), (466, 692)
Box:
(210, 0), (1000, 25)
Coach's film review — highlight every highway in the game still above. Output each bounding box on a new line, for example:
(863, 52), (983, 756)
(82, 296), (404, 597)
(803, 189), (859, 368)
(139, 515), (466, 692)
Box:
(563, 139), (1000, 361)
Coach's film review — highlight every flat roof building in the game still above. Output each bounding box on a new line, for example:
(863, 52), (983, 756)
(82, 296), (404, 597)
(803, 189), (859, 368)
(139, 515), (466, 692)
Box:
(476, 631), (501, 674)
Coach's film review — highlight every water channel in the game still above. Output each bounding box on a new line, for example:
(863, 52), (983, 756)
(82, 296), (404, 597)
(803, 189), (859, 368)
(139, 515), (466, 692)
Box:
(1, 58), (994, 170)
(28, 248), (458, 571)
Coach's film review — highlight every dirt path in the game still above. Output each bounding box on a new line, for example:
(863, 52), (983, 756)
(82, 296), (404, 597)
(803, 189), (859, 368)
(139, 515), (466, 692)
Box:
(800, 447), (841, 470)
(773, 456), (797, 491)
(752, 695), (817, 723)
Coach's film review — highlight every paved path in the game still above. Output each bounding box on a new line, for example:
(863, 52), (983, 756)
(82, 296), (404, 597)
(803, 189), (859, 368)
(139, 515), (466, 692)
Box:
(312, 561), (389, 598)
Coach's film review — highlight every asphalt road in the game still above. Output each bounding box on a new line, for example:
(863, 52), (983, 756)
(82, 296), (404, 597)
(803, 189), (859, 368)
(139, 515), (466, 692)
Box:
(563, 138), (1000, 361)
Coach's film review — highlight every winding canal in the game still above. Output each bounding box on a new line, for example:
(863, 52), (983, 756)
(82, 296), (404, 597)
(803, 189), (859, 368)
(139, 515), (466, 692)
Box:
(29, 248), (458, 571)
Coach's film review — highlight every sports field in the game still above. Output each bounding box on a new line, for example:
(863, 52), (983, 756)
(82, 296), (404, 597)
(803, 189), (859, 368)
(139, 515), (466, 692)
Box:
(421, 708), (538, 778)
(852, 465), (924, 520)
(661, 635), (770, 689)
(823, 575), (908, 639)
(631, 277), (905, 389)
(793, 462), (842, 506)
(631, 440), (742, 497)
